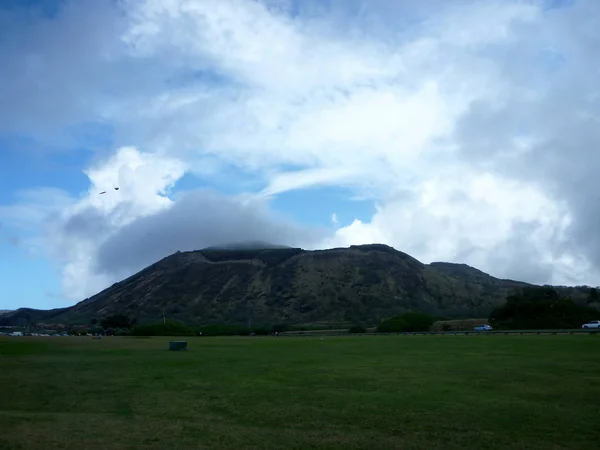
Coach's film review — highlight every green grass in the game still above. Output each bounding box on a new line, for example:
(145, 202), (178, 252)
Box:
(1, 335), (599, 450)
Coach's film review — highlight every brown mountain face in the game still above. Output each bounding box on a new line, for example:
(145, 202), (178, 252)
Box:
(0, 244), (590, 327)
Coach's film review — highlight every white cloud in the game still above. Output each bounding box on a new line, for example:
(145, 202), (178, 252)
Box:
(0, 147), (188, 301)
(54, 147), (186, 299)
(321, 171), (589, 285)
(105, 0), (537, 196)
(259, 166), (366, 198)
(3, 0), (600, 303)
(82, 146), (187, 222)
(2, 147), (323, 302)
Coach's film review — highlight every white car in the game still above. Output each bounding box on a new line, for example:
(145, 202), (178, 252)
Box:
(581, 320), (600, 329)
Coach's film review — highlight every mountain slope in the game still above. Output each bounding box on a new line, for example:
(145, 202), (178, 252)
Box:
(0, 244), (589, 327)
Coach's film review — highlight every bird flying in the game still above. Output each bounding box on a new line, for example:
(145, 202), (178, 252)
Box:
(98, 187), (119, 195)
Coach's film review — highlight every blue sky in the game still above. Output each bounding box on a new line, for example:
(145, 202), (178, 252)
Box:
(1, 131), (368, 309)
(1, 0), (600, 310)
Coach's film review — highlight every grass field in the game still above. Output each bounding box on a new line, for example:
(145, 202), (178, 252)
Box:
(1, 335), (599, 450)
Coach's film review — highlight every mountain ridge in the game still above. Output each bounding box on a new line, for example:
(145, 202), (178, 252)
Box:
(0, 243), (591, 327)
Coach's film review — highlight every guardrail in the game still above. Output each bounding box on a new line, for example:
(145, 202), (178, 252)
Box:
(392, 329), (600, 336)
(281, 329), (600, 337)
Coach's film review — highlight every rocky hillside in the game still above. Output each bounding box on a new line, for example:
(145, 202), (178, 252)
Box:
(0, 244), (591, 327)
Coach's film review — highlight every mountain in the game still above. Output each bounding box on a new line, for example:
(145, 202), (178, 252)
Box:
(203, 241), (293, 250)
(0, 310), (13, 316)
(0, 243), (591, 327)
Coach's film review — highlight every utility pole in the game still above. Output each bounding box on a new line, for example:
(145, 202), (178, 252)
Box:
(163, 309), (166, 324)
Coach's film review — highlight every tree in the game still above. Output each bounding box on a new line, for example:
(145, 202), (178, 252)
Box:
(378, 312), (439, 332)
(100, 314), (134, 330)
(348, 325), (366, 333)
(587, 288), (600, 310)
(490, 286), (598, 329)
(89, 326), (104, 335)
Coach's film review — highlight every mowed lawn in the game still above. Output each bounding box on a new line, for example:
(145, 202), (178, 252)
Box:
(1, 335), (599, 450)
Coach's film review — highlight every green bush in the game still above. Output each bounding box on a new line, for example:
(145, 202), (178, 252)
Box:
(348, 325), (366, 333)
(89, 326), (104, 335)
(378, 312), (440, 332)
(113, 328), (132, 336)
(252, 326), (271, 336)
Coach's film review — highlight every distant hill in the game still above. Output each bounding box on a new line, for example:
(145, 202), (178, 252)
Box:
(0, 310), (13, 316)
(0, 243), (592, 327)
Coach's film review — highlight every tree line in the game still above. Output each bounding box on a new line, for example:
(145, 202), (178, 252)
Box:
(489, 286), (598, 330)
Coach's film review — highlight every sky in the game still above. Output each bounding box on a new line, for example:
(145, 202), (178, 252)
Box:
(1, 0), (599, 310)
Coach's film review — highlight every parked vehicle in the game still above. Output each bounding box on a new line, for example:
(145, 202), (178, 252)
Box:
(581, 320), (600, 329)
(474, 324), (493, 332)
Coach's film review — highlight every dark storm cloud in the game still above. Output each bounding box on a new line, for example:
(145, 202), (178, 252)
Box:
(89, 190), (327, 278)
(61, 206), (112, 238)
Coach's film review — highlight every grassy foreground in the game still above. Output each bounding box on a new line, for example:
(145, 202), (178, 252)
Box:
(1, 335), (599, 450)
